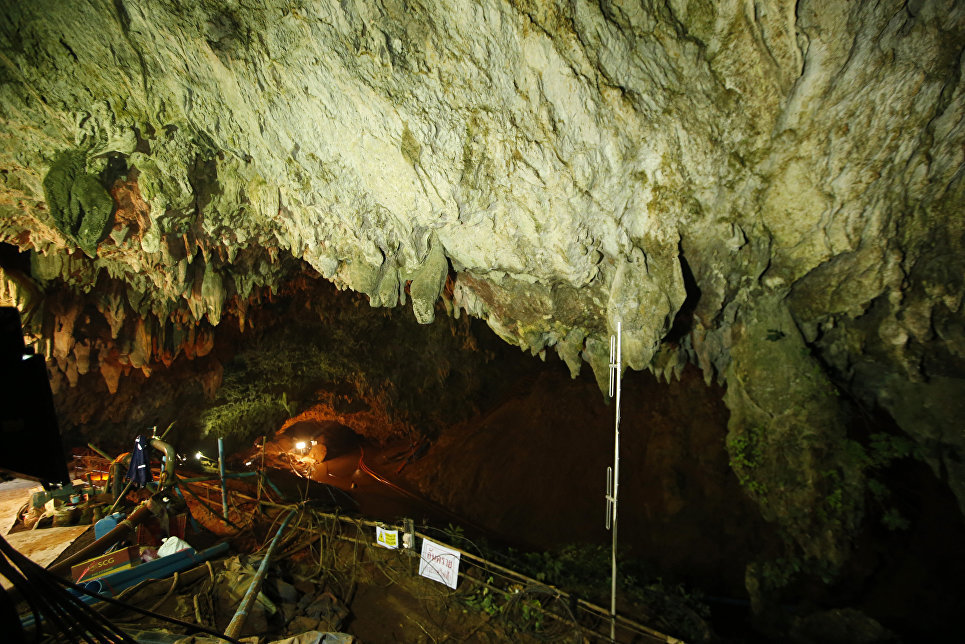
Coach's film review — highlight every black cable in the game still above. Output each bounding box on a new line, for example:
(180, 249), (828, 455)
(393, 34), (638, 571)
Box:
(0, 543), (92, 643)
(3, 542), (119, 644)
(0, 554), (43, 643)
(1, 547), (105, 643)
(50, 576), (244, 644)
(14, 552), (105, 644)
(0, 536), (134, 644)
(0, 584), (27, 644)
(4, 533), (157, 644)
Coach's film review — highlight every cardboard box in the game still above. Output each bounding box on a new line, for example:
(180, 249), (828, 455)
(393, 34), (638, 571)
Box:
(71, 545), (140, 582)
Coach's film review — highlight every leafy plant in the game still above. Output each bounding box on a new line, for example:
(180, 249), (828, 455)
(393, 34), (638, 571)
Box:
(197, 284), (520, 445)
(515, 596), (544, 631)
(849, 432), (922, 533)
(200, 393), (289, 440)
(727, 425), (768, 499)
(462, 578), (504, 617)
(867, 433), (921, 465)
(442, 523), (466, 545)
(759, 556), (802, 591)
(881, 507), (910, 531)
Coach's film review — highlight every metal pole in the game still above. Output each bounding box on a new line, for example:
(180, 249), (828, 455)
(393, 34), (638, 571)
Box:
(86, 442), (113, 462)
(218, 437), (229, 519)
(178, 471), (261, 483)
(605, 321), (622, 642)
(224, 508), (297, 639)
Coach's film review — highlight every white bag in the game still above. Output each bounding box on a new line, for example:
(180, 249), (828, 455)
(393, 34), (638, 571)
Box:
(157, 536), (192, 557)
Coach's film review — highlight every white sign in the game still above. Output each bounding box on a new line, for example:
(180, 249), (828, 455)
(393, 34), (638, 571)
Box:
(418, 538), (460, 589)
(376, 526), (399, 549)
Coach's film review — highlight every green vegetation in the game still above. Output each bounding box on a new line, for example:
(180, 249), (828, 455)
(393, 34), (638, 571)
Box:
(515, 544), (610, 589)
(455, 541), (709, 641)
(199, 315), (354, 440)
(198, 289), (509, 444)
(758, 555), (802, 591)
(726, 425), (768, 498)
(200, 392), (291, 442)
(862, 433), (920, 532)
(824, 433), (920, 532)
(462, 576), (503, 617)
(747, 429), (923, 593)
(881, 507), (910, 531)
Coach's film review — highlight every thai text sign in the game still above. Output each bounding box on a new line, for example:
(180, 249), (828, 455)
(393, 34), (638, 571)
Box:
(418, 538), (460, 589)
(376, 526), (399, 549)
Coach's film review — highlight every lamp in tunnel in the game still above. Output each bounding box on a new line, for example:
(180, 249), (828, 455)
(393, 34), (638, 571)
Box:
(294, 441), (307, 451)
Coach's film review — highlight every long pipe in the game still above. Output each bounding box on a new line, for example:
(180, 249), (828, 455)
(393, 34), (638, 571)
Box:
(218, 437), (229, 519)
(151, 438), (176, 488)
(47, 503), (153, 576)
(178, 471), (260, 483)
(174, 475), (240, 529)
(224, 508), (297, 639)
(86, 442), (113, 462)
(609, 321), (622, 642)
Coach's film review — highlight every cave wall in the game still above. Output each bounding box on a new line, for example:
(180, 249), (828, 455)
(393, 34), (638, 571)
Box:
(0, 0), (963, 579)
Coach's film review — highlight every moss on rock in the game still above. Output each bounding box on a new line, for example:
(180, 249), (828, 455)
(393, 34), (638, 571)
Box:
(72, 174), (115, 256)
(408, 234), (449, 324)
(42, 150), (115, 257)
(724, 293), (865, 584)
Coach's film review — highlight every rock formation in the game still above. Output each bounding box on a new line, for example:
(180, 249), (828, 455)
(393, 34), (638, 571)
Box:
(1, 0), (963, 583)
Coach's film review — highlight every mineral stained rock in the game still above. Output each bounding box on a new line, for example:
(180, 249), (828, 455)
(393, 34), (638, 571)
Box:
(0, 1), (963, 577)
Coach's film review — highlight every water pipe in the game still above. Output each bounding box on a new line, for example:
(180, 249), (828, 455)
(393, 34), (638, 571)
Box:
(47, 502), (153, 576)
(224, 508), (297, 638)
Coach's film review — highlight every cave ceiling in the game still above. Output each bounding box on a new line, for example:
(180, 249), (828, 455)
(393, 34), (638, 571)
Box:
(0, 0), (964, 570)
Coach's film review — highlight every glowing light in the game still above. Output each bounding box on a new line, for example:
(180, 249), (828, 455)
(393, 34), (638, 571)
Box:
(294, 441), (307, 451)
(195, 452), (203, 460)
(245, 461), (252, 467)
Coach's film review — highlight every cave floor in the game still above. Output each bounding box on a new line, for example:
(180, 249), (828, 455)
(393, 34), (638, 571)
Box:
(1, 478), (93, 590)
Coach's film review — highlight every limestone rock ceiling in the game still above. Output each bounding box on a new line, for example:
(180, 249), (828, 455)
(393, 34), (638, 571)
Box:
(0, 0), (963, 572)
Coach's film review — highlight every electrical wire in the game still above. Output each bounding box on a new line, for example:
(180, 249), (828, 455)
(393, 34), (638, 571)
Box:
(0, 535), (135, 644)
(2, 538), (132, 644)
(50, 575), (243, 644)
(0, 533), (250, 644)
(281, 505), (678, 642)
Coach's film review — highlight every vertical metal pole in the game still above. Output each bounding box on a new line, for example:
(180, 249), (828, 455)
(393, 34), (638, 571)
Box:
(218, 437), (229, 519)
(225, 508), (297, 639)
(605, 321), (622, 642)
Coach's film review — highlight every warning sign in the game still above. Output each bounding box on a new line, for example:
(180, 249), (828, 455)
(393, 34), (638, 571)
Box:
(418, 538), (460, 589)
(376, 526), (399, 549)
